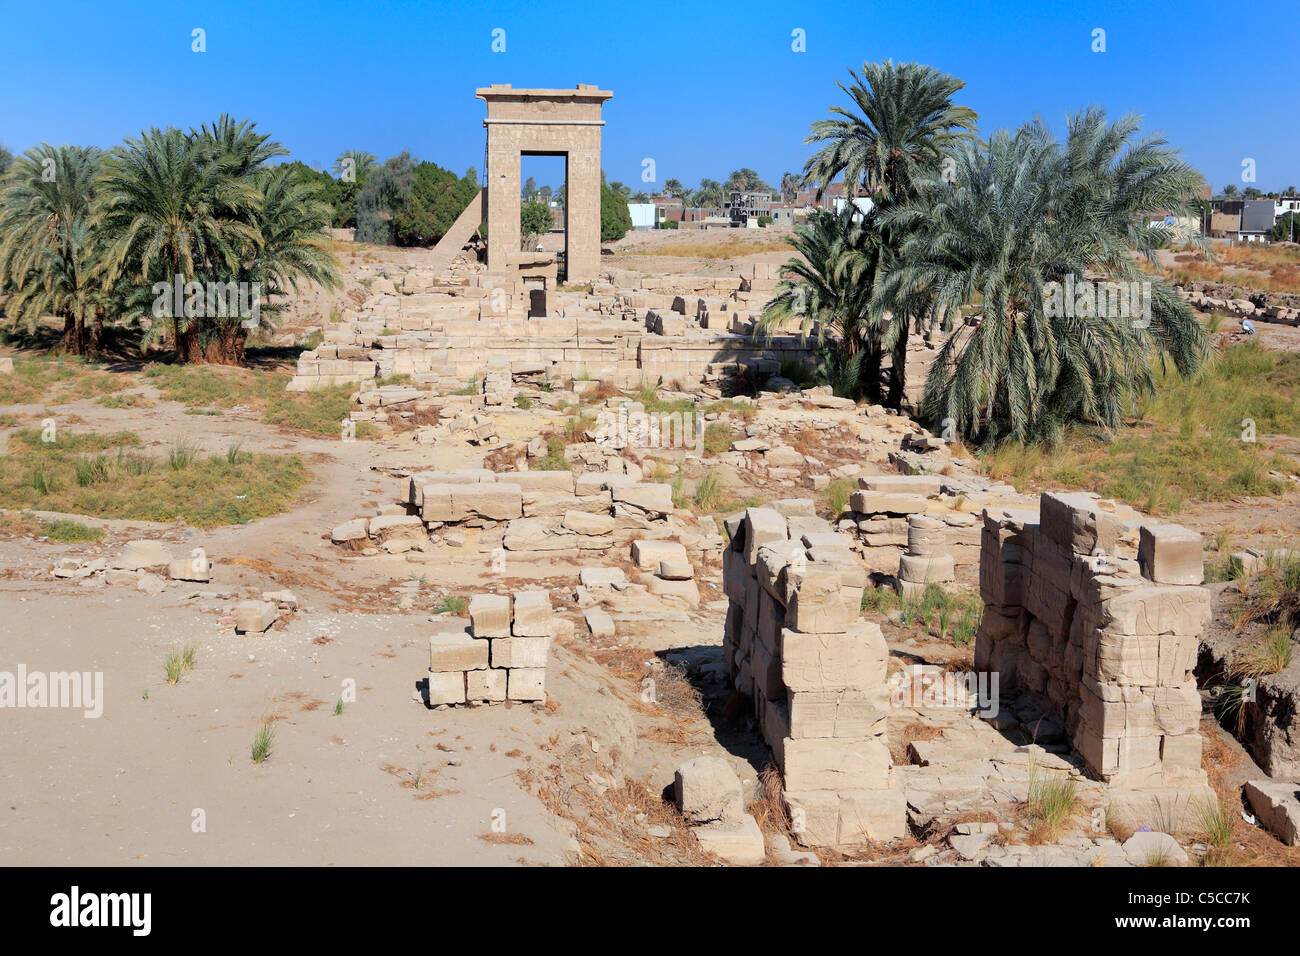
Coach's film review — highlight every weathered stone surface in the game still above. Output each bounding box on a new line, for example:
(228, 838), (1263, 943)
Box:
(782, 735), (890, 791)
(657, 559), (694, 580)
(368, 514), (425, 542)
(583, 607), (615, 638)
(468, 593), (511, 637)
(1243, 779), (1300, 846)
(692, 814), (766, 865)
(331, 518), (370, 544)
(674, 756), (744, 823)
(836, 789), (908, 844)
(116, 540), (172, 570)
(787, 690), (888, 739)
(234, 600), (277, 634)
(782, 622), (888, 692)
(167, 558), (210, 582)
(506, 667), (546, 701)
(849, 491), (927, 515)
(428, 631), (489, 672)
(647, 575), (701, 606)
(563, 510), (616, 535)
(466, 668), (507, 702)
(511, 590), (553, 636)
(426, 671), (466, 706)
(1138, 523), (1203, 585)
(631, 539), (687, 570)
(1121, 831), (1189, 867)
(491, 636), (550, 669)
(612, 482), (673, 516)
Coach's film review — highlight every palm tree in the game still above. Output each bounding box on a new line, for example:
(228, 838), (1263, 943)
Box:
(877, 110), (1208, 445)
(780, 171), (801, 204)
(94, 126), (262, 362)
(0, 143), (106, 354)
(217, 166), (341, 364)
(757, 206), (885, 401)
(802, 60), (978, 408)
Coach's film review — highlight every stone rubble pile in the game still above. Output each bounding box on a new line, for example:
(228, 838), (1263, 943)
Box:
(721, 502), (907, 848)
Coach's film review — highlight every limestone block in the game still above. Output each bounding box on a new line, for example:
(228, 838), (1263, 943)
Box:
(1040, 491), (1122, 555)
(692, 814), (766, 865)
(785, 567), (851, 633)
(906, 515), (947, 555)
(1138, 524), (1204, 585)
(631, 539), (688, 570)
(468, 593), (511, 637)
(1243, 780), (1300, 845)
(787, 690), (888, 739)
(429, 631), (489, 672)
(743, 507), (789, 565)
(511, 590), (553, 637)
(564, 511), (616, 536)
(898, 552), (955, 585)
(584, 607), (615, 638)
(783, 790), (839, 847)
(836, 789), (909, 845)
(850, 491), (928, 515)
(782, 735), (891, 791)
(674, 756), (745, 824)
(506, 667), (546, 701)
(782, 622), (888, 692)
(467, 671), (506, 707)
(426, 671), (466, 706)
(491, 636), (550, 669)
(116, 540), (172, 570)
(234, 600), (277, 634)
(612, 482), (674, 517)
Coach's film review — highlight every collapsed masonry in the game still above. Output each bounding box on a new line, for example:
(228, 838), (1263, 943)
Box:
(976, 492), (1214, 806)
(422, 591), (566, 705)
(721, 503), (908, 848)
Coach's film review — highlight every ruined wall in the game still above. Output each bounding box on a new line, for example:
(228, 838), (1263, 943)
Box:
(975, 492), (1211, 792)
(721, 503), (907, 847)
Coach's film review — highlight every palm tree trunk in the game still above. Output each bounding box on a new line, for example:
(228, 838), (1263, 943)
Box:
(887, 321), (909, 409)
(863, 339), (883, 404)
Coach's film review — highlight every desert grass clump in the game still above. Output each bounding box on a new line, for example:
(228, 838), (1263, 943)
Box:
(821, 478), (855, 518)
(1025, 764), (1079, 840)
(1194, 797), (1235, 865)
(434, 594), (468, 615)
(692, 470), (722, 510)
(168, 439), (199, 471)
(41, 518), (104, 542)
(1236, 627), (1295, 682)
(163, 647), (184, 685)
(251, 718), (276, 764)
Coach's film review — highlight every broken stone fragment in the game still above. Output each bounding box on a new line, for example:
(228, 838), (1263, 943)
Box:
(116, 539), (172, 570)
(234, 600), (277, 634)
(673, 756), (744, 824)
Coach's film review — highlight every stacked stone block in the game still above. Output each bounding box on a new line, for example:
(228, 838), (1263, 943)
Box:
(721, 505), (906, 847)
(896, 514), (955, 596)
(423, 591), (555, 705)
(975, 492), (1211, 791)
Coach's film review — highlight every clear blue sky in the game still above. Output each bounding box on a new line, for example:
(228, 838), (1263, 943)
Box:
(1, 0), (1295, 193)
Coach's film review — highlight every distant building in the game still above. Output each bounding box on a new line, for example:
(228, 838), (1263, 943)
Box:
(1239, 200), (1276, 242)
(725, 190), (778, 226)
(627, 203), (656, 231)
(650, 195), (684, 225)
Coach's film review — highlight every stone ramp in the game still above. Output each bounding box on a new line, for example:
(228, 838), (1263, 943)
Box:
(429, 188), (485, 276)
